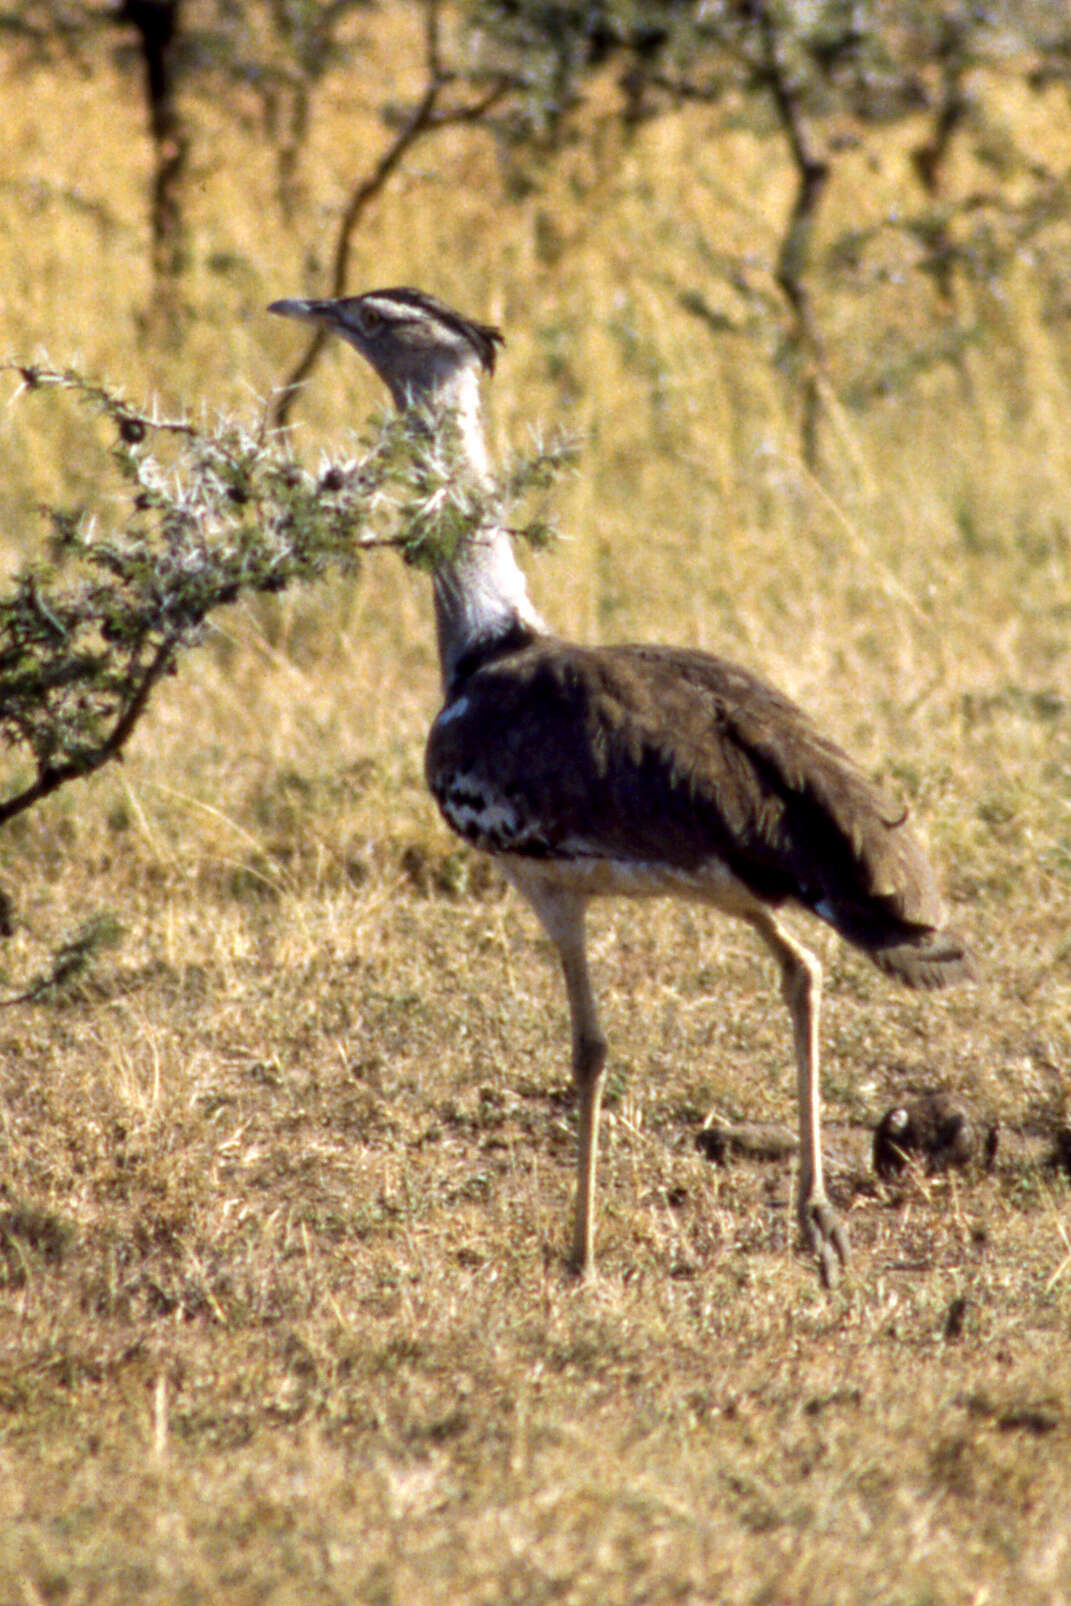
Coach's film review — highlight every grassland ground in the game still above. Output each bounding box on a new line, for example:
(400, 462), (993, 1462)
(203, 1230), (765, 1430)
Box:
(2, 12), (1071, 1603)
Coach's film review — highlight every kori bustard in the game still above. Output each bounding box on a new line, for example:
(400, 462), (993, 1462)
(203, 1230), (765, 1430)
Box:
(270, 287), (971, 1286)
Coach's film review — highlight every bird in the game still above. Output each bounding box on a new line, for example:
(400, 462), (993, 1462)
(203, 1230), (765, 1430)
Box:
(269, 286), (972, 1286)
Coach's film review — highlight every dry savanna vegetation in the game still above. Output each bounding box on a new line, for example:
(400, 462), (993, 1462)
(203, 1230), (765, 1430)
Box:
(1, 7), (1070, 1603)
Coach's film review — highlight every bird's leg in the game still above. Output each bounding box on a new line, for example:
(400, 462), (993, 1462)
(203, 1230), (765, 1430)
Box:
(507, 873), (606, 1277)
(551, 904), (607, 1277)
(566, 979), (608, 1279)
(747, 909), (851, 1286)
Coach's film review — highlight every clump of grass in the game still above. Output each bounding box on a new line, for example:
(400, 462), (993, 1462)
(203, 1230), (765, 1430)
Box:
(0, 909), (122, 1005)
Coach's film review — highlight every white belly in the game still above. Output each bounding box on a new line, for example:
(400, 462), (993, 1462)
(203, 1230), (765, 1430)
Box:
(496, 849), (764, 919)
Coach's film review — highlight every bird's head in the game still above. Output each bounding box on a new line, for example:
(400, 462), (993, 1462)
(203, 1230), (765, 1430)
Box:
(268, 288), (503, 413)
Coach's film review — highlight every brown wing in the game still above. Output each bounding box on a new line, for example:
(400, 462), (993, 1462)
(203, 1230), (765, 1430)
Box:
(426, 639), (969, 985)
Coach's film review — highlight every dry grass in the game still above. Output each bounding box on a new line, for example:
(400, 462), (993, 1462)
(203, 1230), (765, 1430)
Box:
(1, 14), (1071, 1604)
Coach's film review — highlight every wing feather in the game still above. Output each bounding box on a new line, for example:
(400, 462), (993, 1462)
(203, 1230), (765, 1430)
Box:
(426, 639), (959, 967)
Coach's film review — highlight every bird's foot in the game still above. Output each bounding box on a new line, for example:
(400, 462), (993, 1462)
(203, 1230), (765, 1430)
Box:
(567, 1232), (596, 1284)
(800, 1195), (851, 1289)
(566, 1255), (595, 1284)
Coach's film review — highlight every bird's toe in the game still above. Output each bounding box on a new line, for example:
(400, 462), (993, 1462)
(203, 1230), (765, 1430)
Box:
(801, 1195), (851, 1288)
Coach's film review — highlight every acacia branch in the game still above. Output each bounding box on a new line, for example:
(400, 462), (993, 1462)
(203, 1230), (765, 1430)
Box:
(0, 364), (570, 833)
(0, 629), (179, 828)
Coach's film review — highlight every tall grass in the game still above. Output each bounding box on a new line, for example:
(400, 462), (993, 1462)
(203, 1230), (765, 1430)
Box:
(1, 14), (1070, 1604)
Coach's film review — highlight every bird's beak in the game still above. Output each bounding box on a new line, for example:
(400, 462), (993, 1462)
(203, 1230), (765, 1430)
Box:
(268, 298), (337, 327)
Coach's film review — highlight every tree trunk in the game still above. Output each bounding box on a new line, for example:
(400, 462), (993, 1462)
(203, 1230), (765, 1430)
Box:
(117, 0), (189, 336)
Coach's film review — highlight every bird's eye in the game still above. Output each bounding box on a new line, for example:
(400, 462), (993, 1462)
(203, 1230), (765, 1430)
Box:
(357, 305), (383, 337)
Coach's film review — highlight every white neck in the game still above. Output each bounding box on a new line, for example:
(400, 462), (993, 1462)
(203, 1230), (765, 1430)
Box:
(432, 528), (544, 689)
(394, 360), (545, 692)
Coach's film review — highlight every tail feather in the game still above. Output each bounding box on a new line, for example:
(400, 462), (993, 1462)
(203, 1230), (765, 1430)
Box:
(819, 900), (975, 990)
(867, 928), (975, 990)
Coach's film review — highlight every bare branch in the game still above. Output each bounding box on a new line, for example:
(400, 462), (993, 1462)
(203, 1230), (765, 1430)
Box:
(272, 0), (514, 427)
